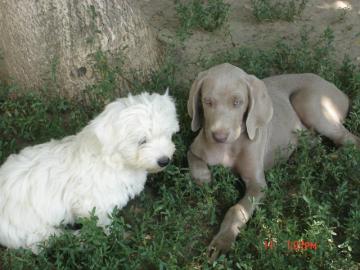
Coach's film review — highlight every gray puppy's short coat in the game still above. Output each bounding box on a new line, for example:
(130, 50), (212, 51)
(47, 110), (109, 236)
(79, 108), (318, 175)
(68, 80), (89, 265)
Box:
(187, 63), (360, 261)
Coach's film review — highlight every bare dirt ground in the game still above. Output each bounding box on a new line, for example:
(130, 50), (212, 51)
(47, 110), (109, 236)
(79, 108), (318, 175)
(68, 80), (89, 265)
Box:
(135, 0), (360, 82)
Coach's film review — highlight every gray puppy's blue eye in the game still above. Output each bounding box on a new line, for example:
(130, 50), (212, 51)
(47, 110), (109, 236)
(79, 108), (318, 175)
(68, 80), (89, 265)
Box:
(139, 137), (147, 145)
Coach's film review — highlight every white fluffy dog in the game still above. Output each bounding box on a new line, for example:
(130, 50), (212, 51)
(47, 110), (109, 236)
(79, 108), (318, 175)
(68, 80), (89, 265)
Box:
(0, 91), (179, 251)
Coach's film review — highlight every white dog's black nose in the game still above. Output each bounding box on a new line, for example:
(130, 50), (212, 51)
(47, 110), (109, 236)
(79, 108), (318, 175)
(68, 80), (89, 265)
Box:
(157, 156), (170, 167)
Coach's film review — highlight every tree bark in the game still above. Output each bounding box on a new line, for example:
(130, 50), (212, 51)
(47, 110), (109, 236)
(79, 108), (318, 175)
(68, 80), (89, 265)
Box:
(0, 0), (163, 96)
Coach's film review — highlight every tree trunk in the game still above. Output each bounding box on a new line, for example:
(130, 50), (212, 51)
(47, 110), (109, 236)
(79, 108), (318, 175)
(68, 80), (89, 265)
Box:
(0, 0), (163, 97)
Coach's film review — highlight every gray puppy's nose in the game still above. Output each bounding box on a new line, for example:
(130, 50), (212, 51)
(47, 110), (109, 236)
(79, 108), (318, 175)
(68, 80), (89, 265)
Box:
(212, 131), (229, 143)
(157, 156), (170, 167)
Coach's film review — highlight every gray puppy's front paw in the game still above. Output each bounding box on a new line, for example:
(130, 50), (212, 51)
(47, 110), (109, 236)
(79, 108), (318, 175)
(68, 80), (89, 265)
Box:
(191, 167), (212, 185)
(207, 228), (237, 262)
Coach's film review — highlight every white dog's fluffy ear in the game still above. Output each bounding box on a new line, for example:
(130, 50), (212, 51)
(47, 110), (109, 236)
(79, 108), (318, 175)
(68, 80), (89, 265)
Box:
(89, 100), (126, 152)
(92, 115), (114, 149)
(164, 87), (169, 96)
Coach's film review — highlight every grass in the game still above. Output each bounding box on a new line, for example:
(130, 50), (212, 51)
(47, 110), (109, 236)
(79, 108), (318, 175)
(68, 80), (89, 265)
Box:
(1, 28), (360, 269)
(251, 0), (308, 22)
(175, 0), (230, 40)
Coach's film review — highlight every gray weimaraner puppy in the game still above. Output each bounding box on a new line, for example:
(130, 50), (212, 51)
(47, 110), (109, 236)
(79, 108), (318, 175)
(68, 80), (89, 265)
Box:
(187, 63), (360, 261)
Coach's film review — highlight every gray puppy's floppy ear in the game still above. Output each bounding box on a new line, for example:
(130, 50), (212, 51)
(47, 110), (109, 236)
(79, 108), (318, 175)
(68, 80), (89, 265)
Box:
(187, 71), (208, 132)
(245, 75), (273, 140)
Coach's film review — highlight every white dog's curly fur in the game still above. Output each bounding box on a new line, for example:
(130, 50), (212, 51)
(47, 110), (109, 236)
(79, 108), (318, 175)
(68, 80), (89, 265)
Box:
(0, 91), (179, 250)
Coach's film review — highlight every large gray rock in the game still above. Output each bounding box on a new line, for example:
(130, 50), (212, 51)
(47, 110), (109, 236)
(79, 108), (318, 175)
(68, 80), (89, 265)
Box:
(0, 0), (163, 96)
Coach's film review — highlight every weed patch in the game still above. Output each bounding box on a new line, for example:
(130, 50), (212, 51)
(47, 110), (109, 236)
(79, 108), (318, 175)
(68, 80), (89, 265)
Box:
(175, 0), (230, 40)
(251, 0), (308, 22)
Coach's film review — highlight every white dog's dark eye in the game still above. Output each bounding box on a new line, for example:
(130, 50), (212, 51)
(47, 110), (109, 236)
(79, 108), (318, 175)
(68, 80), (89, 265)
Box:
(139, 137), (147, 145)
